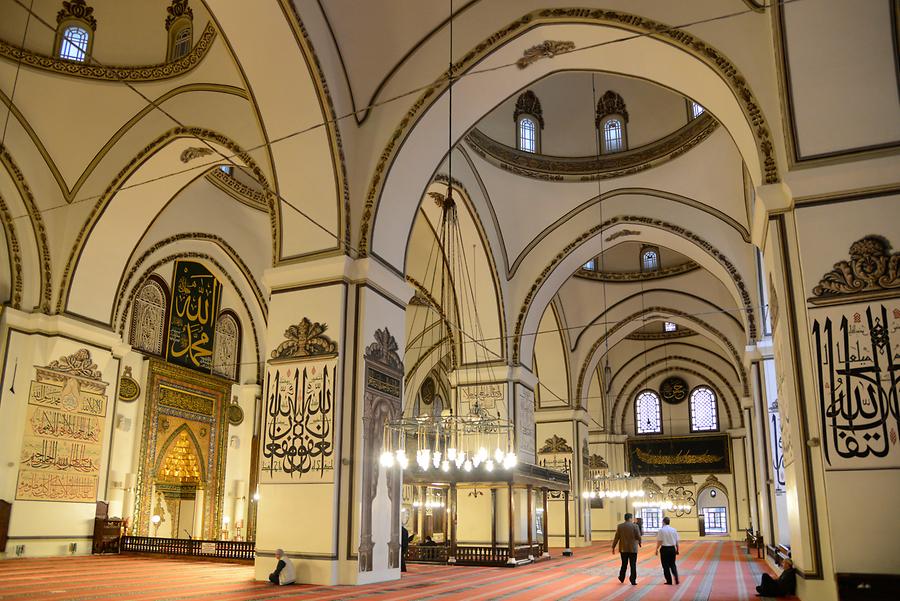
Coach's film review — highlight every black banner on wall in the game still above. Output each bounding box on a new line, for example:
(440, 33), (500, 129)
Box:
(627, 434), (731, 475)
(167, 260), (222, 373)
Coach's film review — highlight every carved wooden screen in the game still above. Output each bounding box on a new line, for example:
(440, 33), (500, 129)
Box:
(131, 278), (167, 355)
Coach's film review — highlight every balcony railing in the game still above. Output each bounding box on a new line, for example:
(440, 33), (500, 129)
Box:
(120, 536), (255, 561)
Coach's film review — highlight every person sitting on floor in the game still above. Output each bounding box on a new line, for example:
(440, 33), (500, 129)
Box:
(421, 536), (438, 547)
(268, 548), (296, 585)
(756, 558), (796, 597)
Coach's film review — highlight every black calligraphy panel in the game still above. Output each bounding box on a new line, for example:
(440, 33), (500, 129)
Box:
(167, 260), (222, 373)
(812, 303), (900, 469)
(627, 435), (730, 476)
(260, 360), (336, 482)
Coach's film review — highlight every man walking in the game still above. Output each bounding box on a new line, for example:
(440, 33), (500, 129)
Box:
(655, 516), (680, 585)
(612, 512), (641, 584)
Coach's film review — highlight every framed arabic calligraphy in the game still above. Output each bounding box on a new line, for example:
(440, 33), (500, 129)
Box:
(660, 376), (688, 404)
(627, 434), (731, 476)
(166, 260), (222, 374)
(260, 361), (337, 483)
(15, 351), (109, 503)
(811, 302), (900, 470)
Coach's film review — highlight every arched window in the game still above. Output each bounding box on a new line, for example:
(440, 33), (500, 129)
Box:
(664, 321), (677, 333)
(583, 258), (597, 271)
(130, 277), (168, 355)
(212, 311), (241, 381)
(596, 90), (629, 154)
(690, 385), (719, 432)
(166, 0), (194, 61)
(514, 90), (544, 153)
(603, 118), (624, 153)
(59, 25), (90, 61)
(688, 100), (705, 120)
(519, 118), (537, 153)
(171, 25), (192, 59)
(635, 390), (662, 434)
(55, 0), (96, 62)
(641, 247), (659, 271)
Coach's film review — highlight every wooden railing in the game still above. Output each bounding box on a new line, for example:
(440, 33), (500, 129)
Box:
(121, 536), (255, 561)
(455, 545), (509, 565)
(408, 544), (449, 563)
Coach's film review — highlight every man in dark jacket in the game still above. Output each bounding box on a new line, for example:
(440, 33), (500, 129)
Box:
(612, 513), (642, 585)
(756, 558), (797, 597)
(401, 526), (410, 572)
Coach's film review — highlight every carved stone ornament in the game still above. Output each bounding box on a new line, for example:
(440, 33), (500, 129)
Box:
(810, 236), (900, 304)
(642, 477), (663, 496)
(538, 434), (573, 454)
(58, 0), (97, 30)
(48, 349), (102, 380)
(364, 328), (403, 372)
(516, 40), (575, 69)
(180, 146), (214, 163)
(514, 90), (544, 128)
(663, 473), (695, 486)
(118, 366), (140, 402)
(596, 90), (629, 125)
(702, 474), (722, 488)
(270, 318), (337, 360)
(588, 453), (609, 469)
(165, 0), (193, 30)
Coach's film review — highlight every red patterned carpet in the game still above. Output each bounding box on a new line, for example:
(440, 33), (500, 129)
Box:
(0, 540), (781, 600)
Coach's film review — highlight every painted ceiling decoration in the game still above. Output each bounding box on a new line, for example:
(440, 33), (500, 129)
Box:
(516, 40), (576, 69)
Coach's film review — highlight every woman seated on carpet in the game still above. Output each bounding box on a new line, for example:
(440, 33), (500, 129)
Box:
(756, 558), (796, 597)
(268, 548), (296, 585)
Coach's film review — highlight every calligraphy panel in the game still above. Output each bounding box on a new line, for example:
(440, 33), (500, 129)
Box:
(167, 260), (222, 373)
(260, 359), (337, 483)
(810, 302), (900, 470)
(458, 383), (506, 418)
(16, 377), (108, 502)
(515, 384), (535, 464)
(627, 435), (730, 476)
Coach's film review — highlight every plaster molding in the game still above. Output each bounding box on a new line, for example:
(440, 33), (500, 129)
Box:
(464, 113), (717, 182)
(0, 23), (217, 82)
(270, 317), (338, 360)
(575, 260), (700, 283)
(809, 235), (900, 305)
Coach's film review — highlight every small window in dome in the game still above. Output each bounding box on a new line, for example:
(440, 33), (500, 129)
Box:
(519, 118), (537, 153)
(664, 322), (677, 333)
(59, 25), (89, 62)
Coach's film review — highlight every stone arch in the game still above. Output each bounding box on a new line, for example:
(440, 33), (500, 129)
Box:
(361, 8), (780, 270)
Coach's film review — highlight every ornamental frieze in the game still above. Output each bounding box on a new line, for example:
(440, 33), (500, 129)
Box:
(576, 260), (701, 282)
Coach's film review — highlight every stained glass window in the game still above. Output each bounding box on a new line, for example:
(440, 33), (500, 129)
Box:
(635, 390), (662, 434)
(519, 118), (536, 153)
(642, 249), (659, 271)
(690, 386), (719, 432)
(603, 118), (623, 153)
(59, 26), (89, 62)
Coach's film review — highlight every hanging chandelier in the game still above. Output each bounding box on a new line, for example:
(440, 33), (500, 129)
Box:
(581, 472), (644, 500)
(379, 0), (519, 474)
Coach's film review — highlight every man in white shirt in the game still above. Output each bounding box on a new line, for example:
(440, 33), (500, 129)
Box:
(268, 548), (296, 585)
(655, 517), (680, 585)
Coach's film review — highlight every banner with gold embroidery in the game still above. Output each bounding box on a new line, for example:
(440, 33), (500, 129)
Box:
(167, 260), (222, 373)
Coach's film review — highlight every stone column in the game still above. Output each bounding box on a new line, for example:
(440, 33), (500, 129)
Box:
(252, 257), (410, 586)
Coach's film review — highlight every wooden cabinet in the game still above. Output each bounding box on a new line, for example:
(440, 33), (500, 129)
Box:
(92, 517), (124, 554)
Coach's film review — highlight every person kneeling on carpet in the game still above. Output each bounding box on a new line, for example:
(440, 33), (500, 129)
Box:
(269, 548), (296, 585)
(756, 558), (796, 597)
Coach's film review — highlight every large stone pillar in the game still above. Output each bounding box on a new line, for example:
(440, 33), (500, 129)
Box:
(252, 257), (409, 586)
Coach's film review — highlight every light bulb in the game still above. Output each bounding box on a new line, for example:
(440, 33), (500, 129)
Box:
(447, 448), (458, 462)
(380, 451), (395, 467)
(463, 459), (472, 472)
(441, 460), (450, 472)
(485, 459), (494, 472)
(432, 451), (442, 469)
(494, 447), (504, 462)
